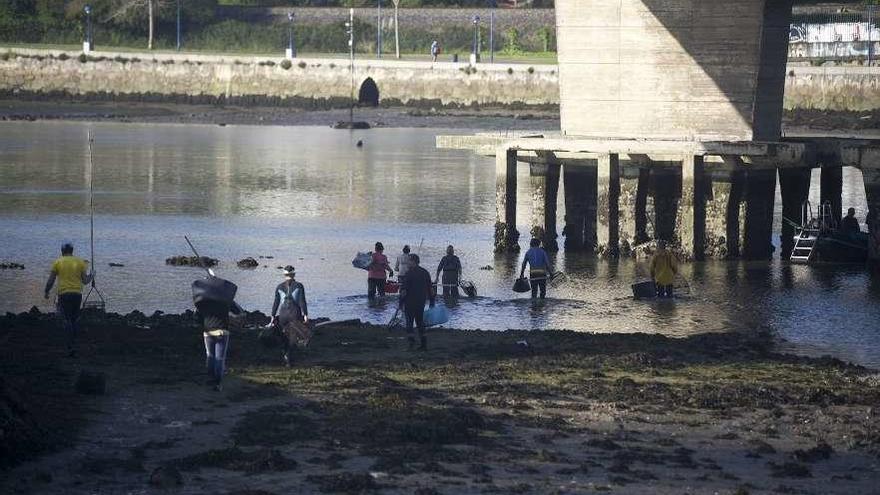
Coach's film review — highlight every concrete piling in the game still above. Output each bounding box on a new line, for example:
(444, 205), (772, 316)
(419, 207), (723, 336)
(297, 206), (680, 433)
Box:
(562, 163), (597, 252)
(820, 166), (844, 224)
(495, 149), (519, 253)
(596, 154), (621, 257)
(530, 162), (561, 251)
(742, 170), (778, 260)
(779, 168), (812, 258)
(677, 155), (707, 260)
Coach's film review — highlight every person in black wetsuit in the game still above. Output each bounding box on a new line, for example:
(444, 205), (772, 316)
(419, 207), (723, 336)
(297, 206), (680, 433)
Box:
(195, 296), (242, 392)
(270, 265), (309, 367)
(400, 254), (435, 351)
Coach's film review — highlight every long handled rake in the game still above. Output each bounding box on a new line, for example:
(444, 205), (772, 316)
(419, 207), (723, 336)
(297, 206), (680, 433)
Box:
(82, 130), (106, 312)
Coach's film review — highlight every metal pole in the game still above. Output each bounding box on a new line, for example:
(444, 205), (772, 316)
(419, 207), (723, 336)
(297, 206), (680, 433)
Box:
(490, 10), (494, 63)
(176, 0), (181, 51)
(472, 16), (478, 59)
(349, 8), (355, 124)
(869, 5), (874, 66)
(84, 5), (92, 49)
(377, 0), (382, 58)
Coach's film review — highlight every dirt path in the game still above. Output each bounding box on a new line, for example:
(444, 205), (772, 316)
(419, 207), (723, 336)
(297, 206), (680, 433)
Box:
(2, 311), (879, 494)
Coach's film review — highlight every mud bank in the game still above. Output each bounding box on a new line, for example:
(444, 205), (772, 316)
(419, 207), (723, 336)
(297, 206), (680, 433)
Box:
(1, 99), (878, 134)
(1, 309), (879, 494)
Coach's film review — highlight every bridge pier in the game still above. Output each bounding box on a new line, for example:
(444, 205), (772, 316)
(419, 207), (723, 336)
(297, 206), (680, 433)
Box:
(676, 155), (707, 261)
(704, 168), (745, 259)
(743, 170), (778, 260)
(821, 166), (844, 224)
(494, 149), (519, 253)
(530, 162), (561, 252)
(652, 170), (680, 244)
(596, 154), (621, 258)
(779, 168), (812, 258)
(562, 163), (597, 252)
(865, 167), (880, 234)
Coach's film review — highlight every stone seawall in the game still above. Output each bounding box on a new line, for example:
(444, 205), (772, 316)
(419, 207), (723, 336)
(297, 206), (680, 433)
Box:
(0, 48), (878, 112)
(784, 66), (880, 112)
(0, 48), (558, 109)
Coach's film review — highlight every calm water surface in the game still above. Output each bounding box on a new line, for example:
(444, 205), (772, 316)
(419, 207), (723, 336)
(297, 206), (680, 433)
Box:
(1, 121), (878, 368)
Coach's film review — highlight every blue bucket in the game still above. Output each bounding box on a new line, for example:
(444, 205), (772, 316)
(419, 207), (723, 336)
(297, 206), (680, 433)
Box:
(424, 305), (450, 327)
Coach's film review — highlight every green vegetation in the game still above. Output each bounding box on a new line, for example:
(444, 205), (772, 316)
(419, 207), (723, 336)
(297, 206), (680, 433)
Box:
(0, 1), (556, 55)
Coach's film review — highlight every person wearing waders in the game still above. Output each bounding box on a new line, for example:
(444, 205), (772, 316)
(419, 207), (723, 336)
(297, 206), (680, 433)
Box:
(436, 245), (462, 300)
(367, 242), (393, 299)
(44, 242), (93, 357)
(650, 240), (678, 299)
(394, 245), (415, 285)
(400, 254), (435, 351)
(270, 265), (309, 367)
(194, 288), (242, 392)
(520, 238), (552, 299)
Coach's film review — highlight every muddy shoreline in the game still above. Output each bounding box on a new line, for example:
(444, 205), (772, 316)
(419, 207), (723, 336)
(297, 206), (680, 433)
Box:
(1, 100), (879, 133)
(1, 309), (878, 494)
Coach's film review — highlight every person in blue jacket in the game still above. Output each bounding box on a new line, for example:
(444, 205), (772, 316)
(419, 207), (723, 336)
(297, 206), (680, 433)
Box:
(519, 238), (553, 299)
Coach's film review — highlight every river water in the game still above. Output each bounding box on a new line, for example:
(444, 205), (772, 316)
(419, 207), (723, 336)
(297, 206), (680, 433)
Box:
(1, 121), (878, 368)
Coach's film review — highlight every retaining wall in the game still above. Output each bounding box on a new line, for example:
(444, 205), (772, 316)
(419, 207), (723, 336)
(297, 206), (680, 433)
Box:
(0, 47), (878, 112)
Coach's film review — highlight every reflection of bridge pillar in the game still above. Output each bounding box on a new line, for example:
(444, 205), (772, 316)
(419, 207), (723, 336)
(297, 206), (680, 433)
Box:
(597, 154), (620, 257)
(676, 155), (706, 261)
(820, 166), (843, 225)
(704, 168), (744, 259)
(530, 162), (560, 252)
(495, 149), (519, 253)
(562, 163), (597, 252)
(779, 167), (812, 258)
(742, 170), (778, 260)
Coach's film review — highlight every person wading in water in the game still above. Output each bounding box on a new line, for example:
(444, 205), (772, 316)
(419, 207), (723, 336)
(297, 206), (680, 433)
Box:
(270, 265), (309, 367)
(44, 242), (93, 357)
(520, 238), (552, 299)
(650, 240), (678, 299)
(436, 245), (462, 300)
(367, 242), (394, 299)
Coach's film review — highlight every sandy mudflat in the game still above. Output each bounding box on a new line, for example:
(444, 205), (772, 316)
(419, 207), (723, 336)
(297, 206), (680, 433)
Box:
(1, 309), (879, 494)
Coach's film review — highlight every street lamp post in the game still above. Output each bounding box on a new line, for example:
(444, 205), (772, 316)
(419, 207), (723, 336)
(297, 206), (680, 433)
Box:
(488, 0), (496, 63)
(346, 9), (355, 124)
(286, 12), (296, 59)
(176, 0), (181, 52)
(377, 0), (382, 58)
(83, 4), (92, 54)
(471, 15), (480, 64)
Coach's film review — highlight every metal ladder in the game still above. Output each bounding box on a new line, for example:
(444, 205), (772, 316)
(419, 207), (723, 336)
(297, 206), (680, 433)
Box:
(790, 201), (818, 264)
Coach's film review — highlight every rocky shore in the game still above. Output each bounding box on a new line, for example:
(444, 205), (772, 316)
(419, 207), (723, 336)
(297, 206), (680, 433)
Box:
(1, 308), (878, 494)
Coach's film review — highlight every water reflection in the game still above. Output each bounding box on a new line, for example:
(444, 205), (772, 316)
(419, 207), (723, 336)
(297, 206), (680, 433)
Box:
(0, 121), (877, 368)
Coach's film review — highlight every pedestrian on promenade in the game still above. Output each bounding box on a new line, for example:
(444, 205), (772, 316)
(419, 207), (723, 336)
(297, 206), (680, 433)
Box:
(431, 40), (441, 62)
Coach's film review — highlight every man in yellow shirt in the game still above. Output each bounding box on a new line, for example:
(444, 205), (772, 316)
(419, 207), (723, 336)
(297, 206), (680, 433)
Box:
(44, 242), (93, 357)
(650, 240), (678, 299)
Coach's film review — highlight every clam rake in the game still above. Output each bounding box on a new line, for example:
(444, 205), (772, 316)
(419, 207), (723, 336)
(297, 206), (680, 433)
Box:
(82, 130), (106, 313)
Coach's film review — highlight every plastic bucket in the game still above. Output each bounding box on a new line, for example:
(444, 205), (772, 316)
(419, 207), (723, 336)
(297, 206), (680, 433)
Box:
(424, 305), (450, 327)
(631, 280), (656, 300)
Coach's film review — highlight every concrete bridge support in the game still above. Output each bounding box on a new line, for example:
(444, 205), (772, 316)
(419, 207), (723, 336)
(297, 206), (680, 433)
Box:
(703, 169), (745, 259)
(597, 154), (621, 257)
(864, 167), (880, 234)
(530, 162), (561, 252)
(562, 163), (597, 252)
(779, 168), (812, 258)
(495, 149), (519, 253)
(821, 166), (844, 224)
(742, 170), (778, 260)
(652, 171), (680, 244)
(676, 156), (707, 261)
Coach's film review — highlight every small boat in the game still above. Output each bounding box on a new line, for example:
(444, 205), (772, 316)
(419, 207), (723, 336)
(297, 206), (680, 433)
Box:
(790, 201), (869, 264)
